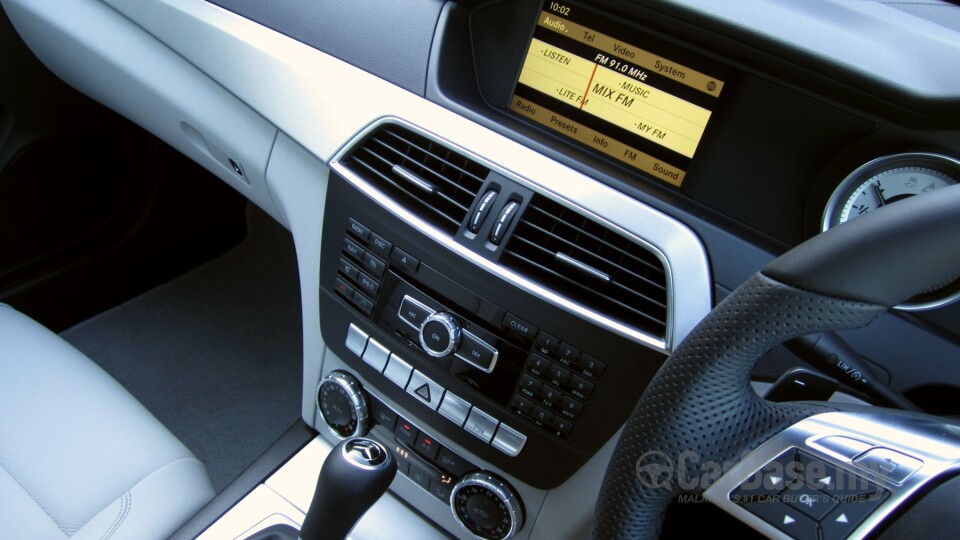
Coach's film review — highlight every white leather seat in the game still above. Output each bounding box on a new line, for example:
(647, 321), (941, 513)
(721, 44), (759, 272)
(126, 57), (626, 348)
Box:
(0, 304), (214, 539)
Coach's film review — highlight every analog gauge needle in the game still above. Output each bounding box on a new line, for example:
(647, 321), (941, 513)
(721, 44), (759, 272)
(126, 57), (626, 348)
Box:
(873, 184), (888, 206)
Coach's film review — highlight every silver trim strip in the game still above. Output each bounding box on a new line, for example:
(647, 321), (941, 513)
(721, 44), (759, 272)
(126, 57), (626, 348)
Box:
(554, 252), (612, 283)
(332, 118), (712, 352)
(704, 411), (960, 540)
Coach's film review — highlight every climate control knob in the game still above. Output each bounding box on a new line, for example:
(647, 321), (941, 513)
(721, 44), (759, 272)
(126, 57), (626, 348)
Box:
(451, 472), (523, 540)
(419, 311), (461, 358)
(316, 370), (369, 439)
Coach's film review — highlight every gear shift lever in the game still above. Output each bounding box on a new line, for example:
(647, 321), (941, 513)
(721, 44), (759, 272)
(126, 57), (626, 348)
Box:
(298, 437), (397, 540)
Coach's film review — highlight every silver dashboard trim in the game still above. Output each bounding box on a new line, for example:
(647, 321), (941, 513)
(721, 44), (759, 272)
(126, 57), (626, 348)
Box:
(331, 117), (712, 352)
(704, 411), (960, 539)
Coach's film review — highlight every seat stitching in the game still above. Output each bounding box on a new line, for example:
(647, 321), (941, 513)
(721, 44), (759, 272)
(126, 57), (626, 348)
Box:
(0, 461), (70, 536)
(98, 491), (132, 540)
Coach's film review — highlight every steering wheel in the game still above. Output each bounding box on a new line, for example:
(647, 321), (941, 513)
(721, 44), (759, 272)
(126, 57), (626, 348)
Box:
(593, 184), (960, 538)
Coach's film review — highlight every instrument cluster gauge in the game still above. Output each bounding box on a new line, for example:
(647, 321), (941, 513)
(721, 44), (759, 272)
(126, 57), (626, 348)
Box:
(823, 152), (960, 311)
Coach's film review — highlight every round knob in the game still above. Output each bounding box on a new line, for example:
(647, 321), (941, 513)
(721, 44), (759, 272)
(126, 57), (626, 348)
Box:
(451, 472), (523, 540)
(419, 312), (461, 358)
(316, 370), (369, 439)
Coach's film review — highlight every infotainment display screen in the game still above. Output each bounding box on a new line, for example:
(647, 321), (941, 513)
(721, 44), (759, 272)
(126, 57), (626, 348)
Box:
(511, 1), (729, 186)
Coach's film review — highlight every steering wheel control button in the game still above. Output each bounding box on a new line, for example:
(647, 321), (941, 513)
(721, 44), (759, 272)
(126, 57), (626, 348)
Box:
(455, 331), (499, 372)
(783, 484), (837, 520)
(452, 472), (523, 540)
(492, 424), (527, 457)
(853, 448), (923, 484)
(438, 391), (472, 427)
(361, 338), (391, 373)
(345, 324), (370, 358)
(398, 295), (432, 331)
(464, 407), (500, 443)
(420, 312), (461, 358)
(383, 355), (413, 388)
(820, 492), (888, 540)
(347, 218), (371, 241)
(316, 371), (369, 439)
(744, 502), (819, 539)
(502, 312), (538, 340)
(469, 189), (499, 233)
(391, 247), (420, 273)
(405, 370), (445, 410)
(810, 436), (873, 462)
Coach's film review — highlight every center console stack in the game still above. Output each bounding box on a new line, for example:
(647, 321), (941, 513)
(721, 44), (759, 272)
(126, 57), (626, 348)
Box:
(314, 117), (712, 537)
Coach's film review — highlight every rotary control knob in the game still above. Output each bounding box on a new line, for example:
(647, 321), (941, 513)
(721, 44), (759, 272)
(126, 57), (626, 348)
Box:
(419, 311), (461, 358)
(451, 472), (523, 540)
(316, 370), (369, 439)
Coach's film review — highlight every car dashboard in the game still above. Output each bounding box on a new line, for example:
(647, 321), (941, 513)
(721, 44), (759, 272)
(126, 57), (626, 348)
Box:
(4, 0), (960, 538)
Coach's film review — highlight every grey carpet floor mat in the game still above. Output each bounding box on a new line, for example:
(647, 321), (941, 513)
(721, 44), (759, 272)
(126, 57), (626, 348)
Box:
(61, 205), (303, 492)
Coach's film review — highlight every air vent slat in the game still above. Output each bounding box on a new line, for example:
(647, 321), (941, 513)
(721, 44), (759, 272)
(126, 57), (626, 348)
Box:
(502, 195), (669, 339)
(340, 124), (489, 235)
(519, 218), (666, 294)
(511, 235), (667, 312)
(505, 241), (667, 329)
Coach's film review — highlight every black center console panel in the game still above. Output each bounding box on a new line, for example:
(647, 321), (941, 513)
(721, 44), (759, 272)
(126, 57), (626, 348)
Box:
(319, 171), (668, 489)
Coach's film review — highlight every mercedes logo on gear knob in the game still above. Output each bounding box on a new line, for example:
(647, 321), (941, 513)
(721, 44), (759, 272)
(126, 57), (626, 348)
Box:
(342, 438), (389, 470)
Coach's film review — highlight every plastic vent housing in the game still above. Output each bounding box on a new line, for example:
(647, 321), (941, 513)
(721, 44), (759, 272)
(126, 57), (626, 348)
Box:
(501, 195), (668, 338)
(340, 124), (488, 235)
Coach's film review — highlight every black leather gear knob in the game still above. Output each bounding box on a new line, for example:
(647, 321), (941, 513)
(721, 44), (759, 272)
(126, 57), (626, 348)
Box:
(298, 437), (397, 540)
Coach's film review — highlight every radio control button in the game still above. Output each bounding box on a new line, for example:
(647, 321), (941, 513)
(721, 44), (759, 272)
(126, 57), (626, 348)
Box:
(362, 253), (386, 278)
(368, 232), (393, 259)
(492, 424), (527, 457)
(558, 342), (581, 364)
(347, 218), (371, 241)
(398, 296), (432, 330)
(406, 370), (445, 411)
(356, 272), (380, 296)
(578, 354), (607, 379)
(345, 324), (369, 358)
(391, 247), (420, 273)
(551, 416), (573, 438)
(511, 394), (534, 416)
(334, 277), (355, 300)
(361, 338), (391, 373)
(420, 312), (461, 358)
(547, 363), (572, 386)
(518, 374), (541, 396)
(337, 257), (360, 280)
(535, 332), (560, 354)
(438, 391), (472, 427)
(351, 293), (375, 316)
(532, 405), (554, 425)
(569, 375), (596, 400)
(343, 237), (366, 262)
(464, 407), (499, 443)
(526, 354), (550, 377)
(456, 331), (498, 372)
(502, 312), (538, 340)
(559, 395), (584, 419)
(537, 384), (562, 406)
(384, 355), (413, 388)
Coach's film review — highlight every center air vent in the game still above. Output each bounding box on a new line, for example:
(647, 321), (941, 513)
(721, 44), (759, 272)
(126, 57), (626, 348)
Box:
(501, 195), (669, 338)
(340, 124), (488, 235)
